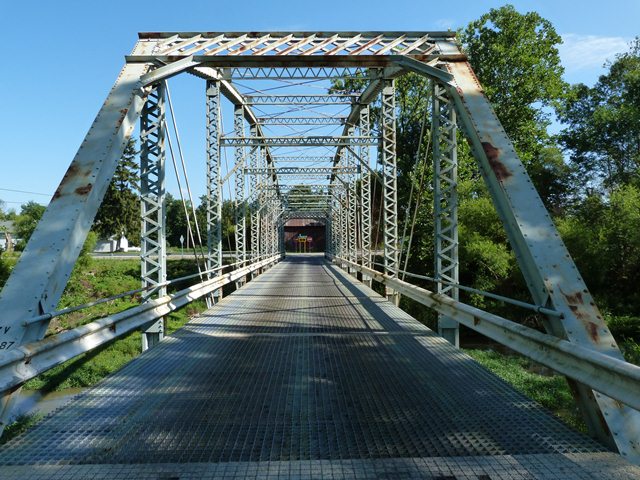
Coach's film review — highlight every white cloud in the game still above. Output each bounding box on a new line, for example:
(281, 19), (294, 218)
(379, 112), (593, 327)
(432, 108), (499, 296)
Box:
(559, 33), (630, 71)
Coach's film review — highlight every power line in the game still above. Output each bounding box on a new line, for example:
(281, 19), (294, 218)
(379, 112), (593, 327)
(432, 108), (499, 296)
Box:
(0, 187), (50, 197)
(1, 200), (47, 205)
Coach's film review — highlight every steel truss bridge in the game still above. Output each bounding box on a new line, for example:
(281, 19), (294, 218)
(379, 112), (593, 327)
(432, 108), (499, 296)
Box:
(0, 31), (639, 479)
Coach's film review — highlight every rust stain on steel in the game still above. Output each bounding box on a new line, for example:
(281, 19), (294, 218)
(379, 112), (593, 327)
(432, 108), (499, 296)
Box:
(564, 291), (584, 304)
(52, 164), (81, 200)
(586, 321), (599, 342)
(75, 183), (93, 196)
(562, 289), (600, 342)
(481, 142), (512, 182)
(115, 108), (129, 129)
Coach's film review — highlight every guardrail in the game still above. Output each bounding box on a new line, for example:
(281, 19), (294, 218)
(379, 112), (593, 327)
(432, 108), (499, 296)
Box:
(328, 255), (640, 412)
(0, 255), (282, 394)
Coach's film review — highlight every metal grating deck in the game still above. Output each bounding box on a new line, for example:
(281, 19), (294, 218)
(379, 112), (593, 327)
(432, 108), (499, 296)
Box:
(0, 254), (638, 479)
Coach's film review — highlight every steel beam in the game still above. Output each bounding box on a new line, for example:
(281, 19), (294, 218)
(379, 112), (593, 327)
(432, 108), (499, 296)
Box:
(224, 66), (374, 80)
(444, 59), (640, 461)
(187, 66), (281, 197)
(432, 82), (459, 347)
(245, 94), (358, 105)
(249, 125), (260, 276)
(0, 256), (282, 395)
(330, 256), (640, 413)
(381, 80), (400, 305)
(127, 54), (461, 68)
(0, 42), (154, 435)
(140, 83), (167, 351)
(272, 156), (334, 163)
(359, 106), (372, 287)
(206, 80), (223, 304)
(256, 117), (346, 125)
(221, 136), (376, 147)
(257, 184), (338, 190)
(245, 167), (357, 175)
(234, 105), (247, 288)
(346, 127), (358, 277)
(329, 66), (404, 185)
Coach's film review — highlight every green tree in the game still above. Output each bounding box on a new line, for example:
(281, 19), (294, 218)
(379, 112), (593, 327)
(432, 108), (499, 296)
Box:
(165, 193), (193, 248)
(460, 5), (566, 159)
(193, 196), (236, 251)
(557, 184), (640, 312)
(93, 138), (141, 244)
(559, 38), (640, 193)
(460, 4), (572, 212)
(14, 201), (46, 249)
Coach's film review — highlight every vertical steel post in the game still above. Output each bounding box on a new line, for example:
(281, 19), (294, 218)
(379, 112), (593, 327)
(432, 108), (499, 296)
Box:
(347, 126), (358, 277)
(340, 182), (348, 270)
(260, 182), (269, 262)
(265, 195), (273, 257)
(257, 147), (265, 263)
(206, 80), (223, 305)
(249, 126), (259, 277)
(326, 215), (332, 256)
(381, 80), (400, 305)
(272, 199), (279, 256)
(432, 82), (460, 347)
(140, 83), (167, 351)
(331, 189), (342, 257)
(359, 106), (372, 287)
(234, 105), (247, 288)
(278, 206), (285, 255)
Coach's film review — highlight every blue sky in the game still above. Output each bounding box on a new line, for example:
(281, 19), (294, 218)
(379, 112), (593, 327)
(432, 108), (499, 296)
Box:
(0, 0), (637, 210)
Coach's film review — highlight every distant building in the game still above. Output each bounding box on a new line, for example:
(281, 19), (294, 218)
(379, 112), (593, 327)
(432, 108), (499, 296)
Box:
(284, 219), (326, 252)
(94, 234), (137, 253)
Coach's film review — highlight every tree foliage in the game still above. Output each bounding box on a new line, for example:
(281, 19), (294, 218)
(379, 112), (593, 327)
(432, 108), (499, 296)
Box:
(14, 201), (46, 249)
(93, 138), (141, 244)
(559, 38), (640, 192)
(557, 185), (640, 312)
(459, 4), (572, 213)
(460, 5), (566, 160)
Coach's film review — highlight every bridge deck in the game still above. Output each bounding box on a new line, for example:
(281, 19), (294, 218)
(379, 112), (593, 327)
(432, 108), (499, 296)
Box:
(0, 255), (638, 479)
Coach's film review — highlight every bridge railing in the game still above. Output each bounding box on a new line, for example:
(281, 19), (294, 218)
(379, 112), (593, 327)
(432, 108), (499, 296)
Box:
(0, 254), (282, 396)
(328, 254), (640, 412)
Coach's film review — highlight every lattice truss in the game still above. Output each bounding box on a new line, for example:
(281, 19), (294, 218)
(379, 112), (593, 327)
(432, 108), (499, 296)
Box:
(148, 32), (441, 58)
(0, 30), (638, 463)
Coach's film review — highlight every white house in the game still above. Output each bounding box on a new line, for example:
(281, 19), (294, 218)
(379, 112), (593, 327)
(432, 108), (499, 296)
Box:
(94, 234), (134, 253)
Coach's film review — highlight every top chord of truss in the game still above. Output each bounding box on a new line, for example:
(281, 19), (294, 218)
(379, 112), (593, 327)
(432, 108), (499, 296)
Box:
(130, 31), (463, 67)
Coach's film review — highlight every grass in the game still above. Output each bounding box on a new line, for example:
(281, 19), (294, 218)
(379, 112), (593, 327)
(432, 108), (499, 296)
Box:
(0, 413), (43, 446)
(465, 348), (586, 432)
(23, 298), (207, 392)
(1, 254), (209, 440)
(22, 257), (209, 392)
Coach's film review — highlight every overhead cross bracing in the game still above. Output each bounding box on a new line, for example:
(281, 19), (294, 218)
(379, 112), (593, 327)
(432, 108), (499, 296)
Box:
(1, 29), (640, 475)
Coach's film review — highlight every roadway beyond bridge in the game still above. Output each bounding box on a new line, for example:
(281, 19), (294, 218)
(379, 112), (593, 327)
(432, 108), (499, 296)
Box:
(0, 255), (637, 479)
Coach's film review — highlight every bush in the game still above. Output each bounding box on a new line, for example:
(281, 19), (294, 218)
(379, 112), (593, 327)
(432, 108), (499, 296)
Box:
(0, 254), (10, 288)
(76, 231), (97, 269)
